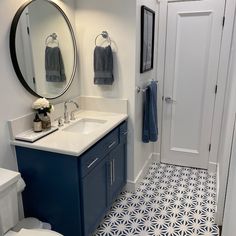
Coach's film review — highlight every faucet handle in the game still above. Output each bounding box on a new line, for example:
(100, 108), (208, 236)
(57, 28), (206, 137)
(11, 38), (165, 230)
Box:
(54, 116), (64, 127)
(64, 112), (70, 124)
(70, 110), (77, 121)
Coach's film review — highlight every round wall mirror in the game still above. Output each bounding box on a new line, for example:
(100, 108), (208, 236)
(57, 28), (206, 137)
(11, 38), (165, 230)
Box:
(10, 0), (77, 99)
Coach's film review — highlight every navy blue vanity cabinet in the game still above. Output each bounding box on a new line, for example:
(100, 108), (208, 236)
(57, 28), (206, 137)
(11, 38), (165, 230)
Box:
(15, 147), (82, 236)
(15, 120), (127, 236)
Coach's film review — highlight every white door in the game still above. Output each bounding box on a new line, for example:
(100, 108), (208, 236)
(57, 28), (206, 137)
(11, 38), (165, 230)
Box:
(161, 0), (225, 169)
(18, 8), (36, 91)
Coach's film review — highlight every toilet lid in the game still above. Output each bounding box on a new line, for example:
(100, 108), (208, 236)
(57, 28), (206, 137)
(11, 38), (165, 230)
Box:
(17, 229), (62, 236)
(4, 231), (17, 236)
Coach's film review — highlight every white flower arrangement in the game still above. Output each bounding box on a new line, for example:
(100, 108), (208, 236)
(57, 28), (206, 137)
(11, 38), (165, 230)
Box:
(32, 98), (54, 114)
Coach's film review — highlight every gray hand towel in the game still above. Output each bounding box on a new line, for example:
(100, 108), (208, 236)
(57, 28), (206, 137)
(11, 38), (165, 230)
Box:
(45, 46), (66, 82)
(94, 45), (114, 85)
(142, 81), (158, 143)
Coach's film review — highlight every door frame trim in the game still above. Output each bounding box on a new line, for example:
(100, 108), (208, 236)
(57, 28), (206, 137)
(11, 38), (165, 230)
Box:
(213, 0), (236, 225)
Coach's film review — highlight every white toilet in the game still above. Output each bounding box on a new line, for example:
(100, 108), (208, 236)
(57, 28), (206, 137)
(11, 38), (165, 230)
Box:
(0, 168), (62, 236)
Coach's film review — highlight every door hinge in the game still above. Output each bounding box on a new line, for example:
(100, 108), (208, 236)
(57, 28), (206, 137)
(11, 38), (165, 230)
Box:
(33, 77), (36, 84)
(209, 144), (211, 152)
(215, 85), (218, 94)
(162, 96), (164, 101)
(27, 27), (30, 35)
(222, 16), (225, 27)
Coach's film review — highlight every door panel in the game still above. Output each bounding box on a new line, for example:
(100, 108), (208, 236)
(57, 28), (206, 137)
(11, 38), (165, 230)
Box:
(161, 0), (224, 168)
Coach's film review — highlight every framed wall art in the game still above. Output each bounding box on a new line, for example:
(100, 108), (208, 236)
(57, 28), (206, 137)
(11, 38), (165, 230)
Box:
(140, 6), (155, 73)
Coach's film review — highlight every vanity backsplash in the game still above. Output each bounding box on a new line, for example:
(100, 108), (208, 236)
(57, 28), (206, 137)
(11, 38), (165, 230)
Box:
(8, 96), (127, 142)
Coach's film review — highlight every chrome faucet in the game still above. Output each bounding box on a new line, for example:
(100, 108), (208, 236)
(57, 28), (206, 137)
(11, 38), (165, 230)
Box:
(64, 100), (79, 123)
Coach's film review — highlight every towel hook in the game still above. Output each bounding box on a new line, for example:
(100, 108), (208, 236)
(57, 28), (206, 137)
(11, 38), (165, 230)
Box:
(95, 31), (111, 46)
(45, 33), (59, 47)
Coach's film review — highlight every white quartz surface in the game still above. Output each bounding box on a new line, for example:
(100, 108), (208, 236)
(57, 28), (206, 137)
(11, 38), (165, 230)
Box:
(11, 110), (128, 157)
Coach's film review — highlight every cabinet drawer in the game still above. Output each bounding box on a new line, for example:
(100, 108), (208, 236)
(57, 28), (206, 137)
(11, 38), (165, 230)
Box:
(119, 121), (128, 143)
(101, 128), (119, 154)
(80, 128), (119, 178)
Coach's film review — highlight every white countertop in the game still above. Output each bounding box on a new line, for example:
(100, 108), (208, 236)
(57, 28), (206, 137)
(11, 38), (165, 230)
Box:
(11, 110), (128, 157)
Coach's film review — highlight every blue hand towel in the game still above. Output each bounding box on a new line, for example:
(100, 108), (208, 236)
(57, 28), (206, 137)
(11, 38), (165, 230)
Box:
(142, 88), (150, 143)
(149, 81), (158, 141)
(142, 81), (158, 143)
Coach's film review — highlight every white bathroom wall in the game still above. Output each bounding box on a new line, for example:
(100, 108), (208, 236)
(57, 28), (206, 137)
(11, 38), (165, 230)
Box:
(75, 0), (158, 184)
(75, 0), (136, 100)
(0, 0), (79, 170)
(75, 0), (137, 182)
(133, 0), (159, 180)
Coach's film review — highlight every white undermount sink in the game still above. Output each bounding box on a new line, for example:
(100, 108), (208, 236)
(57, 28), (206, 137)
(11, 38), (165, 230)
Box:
(62, 118), (107, 134)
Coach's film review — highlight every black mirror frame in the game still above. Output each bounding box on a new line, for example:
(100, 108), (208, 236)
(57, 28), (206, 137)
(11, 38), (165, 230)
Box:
(9, 0), (77, 99)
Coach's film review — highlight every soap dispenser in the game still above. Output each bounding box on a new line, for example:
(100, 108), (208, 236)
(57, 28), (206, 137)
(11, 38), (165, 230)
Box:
(33, 114), (42, 132)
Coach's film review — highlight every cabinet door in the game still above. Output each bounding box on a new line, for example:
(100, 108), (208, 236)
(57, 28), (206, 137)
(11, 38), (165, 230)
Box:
(16, 147), (82, 236)
(81, 156), (108, 236)
(109, 143), (126, 204)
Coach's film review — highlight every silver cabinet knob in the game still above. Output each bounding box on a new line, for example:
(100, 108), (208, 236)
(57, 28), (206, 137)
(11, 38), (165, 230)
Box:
(165, 97), (176, 103)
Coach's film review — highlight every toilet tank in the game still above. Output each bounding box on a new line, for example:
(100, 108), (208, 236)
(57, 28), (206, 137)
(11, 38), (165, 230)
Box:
(0, 168), (21, 235)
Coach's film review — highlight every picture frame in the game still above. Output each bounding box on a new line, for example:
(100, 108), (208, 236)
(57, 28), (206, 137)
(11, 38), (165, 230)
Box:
(140, 6), (155, 73)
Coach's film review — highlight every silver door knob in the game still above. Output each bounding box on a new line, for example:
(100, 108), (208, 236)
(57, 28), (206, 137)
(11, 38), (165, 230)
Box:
(165, 97), (176, 103)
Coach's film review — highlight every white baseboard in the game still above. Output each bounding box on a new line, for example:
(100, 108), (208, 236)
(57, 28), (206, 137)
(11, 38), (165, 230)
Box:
(208, 162), (217, 173)
(152, 152), (161, 162)
(215, 163), (221, 225)
(125, 153), (160, 192)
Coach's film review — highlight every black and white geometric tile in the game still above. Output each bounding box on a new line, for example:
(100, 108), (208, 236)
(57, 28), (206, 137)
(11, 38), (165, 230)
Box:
(94, 163), (218, 236)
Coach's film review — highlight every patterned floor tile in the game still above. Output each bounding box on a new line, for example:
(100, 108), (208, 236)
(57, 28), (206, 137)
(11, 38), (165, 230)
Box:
(94, 163), (218, 236)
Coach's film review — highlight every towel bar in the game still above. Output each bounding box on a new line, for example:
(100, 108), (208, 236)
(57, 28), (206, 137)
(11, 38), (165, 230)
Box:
(136, 80), (158, 93)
